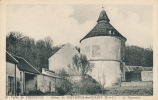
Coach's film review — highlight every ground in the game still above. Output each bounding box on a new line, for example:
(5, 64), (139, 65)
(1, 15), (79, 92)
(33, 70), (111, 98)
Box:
(102, 81), (153, 96)
(21, 81), (153, 96)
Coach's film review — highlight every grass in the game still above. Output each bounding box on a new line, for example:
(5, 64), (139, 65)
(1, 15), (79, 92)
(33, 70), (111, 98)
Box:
(102, 82), (153, 96)
(21, 82), (153, 96)
(103, 86), (153, 96)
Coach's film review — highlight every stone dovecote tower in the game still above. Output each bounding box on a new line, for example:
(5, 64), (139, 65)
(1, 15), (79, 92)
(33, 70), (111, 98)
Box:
(80, 10), (127, 87)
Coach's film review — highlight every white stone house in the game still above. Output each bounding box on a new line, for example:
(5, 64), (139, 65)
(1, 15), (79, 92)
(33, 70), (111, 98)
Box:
(6, 51), (64, 95)
(49, 43), (79, 74)
(6, 52), (40, 96)
(13, 55), (40, 94)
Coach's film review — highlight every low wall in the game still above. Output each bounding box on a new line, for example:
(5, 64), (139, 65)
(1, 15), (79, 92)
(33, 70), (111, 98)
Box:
(141, 71), (153, 81)
(121, 81), (153, 87)
(37, 75), (56, 93)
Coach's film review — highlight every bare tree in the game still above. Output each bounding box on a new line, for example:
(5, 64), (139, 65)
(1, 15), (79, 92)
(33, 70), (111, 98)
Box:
(68, 54), (94, 79)
(7, 32), (26, 55)
(44, 36), (53, 49)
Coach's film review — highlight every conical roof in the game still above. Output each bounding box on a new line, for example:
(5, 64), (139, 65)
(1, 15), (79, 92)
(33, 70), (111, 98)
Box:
(97, 10), (110, 22)
(80, 10), (126, 42)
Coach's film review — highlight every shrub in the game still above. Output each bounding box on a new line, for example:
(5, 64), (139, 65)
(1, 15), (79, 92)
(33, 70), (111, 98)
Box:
(55, 68), (102, 95)
(20, 89), (44, 96)
(43, 92), (60, 96)
(73, 75), (102, 95)
(55, 79), (73, 95)
(55, 69), (73, 95)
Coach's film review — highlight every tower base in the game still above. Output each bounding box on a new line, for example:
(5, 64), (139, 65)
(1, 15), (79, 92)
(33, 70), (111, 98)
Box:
(88, 61), (122, 88)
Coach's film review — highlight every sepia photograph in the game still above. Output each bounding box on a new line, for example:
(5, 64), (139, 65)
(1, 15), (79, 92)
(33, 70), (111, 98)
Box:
(0, 0), (158, 99)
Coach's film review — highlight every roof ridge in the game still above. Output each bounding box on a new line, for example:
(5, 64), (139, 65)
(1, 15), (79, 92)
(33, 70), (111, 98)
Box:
(49, 43), (79, 60)
(13, 55), (40, 74)
(21, 58), (40, 74)
(6, 51), (19, 63)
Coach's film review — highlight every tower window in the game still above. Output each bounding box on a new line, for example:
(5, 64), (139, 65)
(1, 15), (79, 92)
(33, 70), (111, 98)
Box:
(92, 45), (100, 57)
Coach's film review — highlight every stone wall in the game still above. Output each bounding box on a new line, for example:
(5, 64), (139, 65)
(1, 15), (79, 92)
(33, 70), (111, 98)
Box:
(37, 75), (56, 93)
(141, 71), (153, 81)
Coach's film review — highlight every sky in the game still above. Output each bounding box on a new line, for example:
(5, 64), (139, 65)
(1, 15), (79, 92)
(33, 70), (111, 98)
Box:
(6, 4), (153, 48)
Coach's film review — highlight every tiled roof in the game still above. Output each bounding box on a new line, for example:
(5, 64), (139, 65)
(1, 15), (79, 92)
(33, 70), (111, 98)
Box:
(125, 66), (143, 72)
(13, 56), (40, 74)
(142, 67), (153, 71)
(6, 52), (18, 64)
(80, 10), (126, 42)
(125, 66), (153, 72)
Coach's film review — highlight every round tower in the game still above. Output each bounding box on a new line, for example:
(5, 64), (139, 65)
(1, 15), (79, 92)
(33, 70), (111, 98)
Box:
(80, 10), (127, 87)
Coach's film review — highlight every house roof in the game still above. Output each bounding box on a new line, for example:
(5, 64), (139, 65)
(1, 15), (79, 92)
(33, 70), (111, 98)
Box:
(80, 10), (126, 42)
(125, 66), (143, 72)
(6, 51), (18, 64)
(125, 66), (153, 72)
(142, 67), (153, 71)
(42, 68), (55, 73)
(41, 68), (62, 78)
(13, 56), (40, 74)
(49, 43), (79, 60)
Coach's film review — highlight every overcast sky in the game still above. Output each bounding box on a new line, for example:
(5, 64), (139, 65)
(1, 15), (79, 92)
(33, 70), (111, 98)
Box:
(7, 4), (153, 48)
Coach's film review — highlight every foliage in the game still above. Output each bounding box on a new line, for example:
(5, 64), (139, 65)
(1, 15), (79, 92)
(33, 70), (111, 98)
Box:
(6, 32), (153, 72)
(68, 54), (94, 79)
(20, 89), (44, 96)
(75, 46), (80, 53)
(6, 31), (61, 71)
(55, 69), (73, 95)
(72, 75), (102, 95)
(103, 85), (153, 96)
(54, 69), (101, 95)
(58, 69), (69, 78)
(55, 80), (73, 95)
(125, 45), (153, 67)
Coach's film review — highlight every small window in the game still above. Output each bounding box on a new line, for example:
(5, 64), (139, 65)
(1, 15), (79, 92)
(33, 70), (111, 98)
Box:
(92, 45), (100, 57)
(20, 72), (22, 81)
